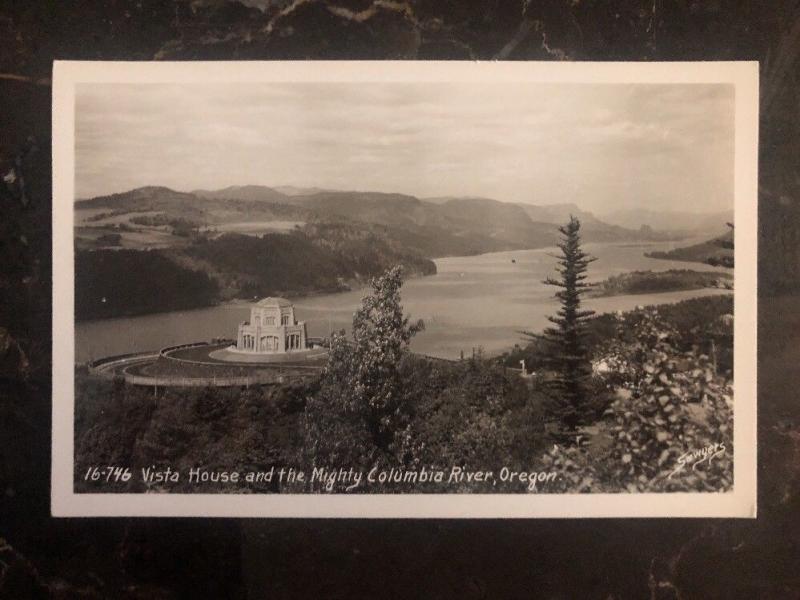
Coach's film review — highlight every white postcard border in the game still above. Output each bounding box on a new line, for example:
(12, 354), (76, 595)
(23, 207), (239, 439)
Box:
(52, 60), (758, 518)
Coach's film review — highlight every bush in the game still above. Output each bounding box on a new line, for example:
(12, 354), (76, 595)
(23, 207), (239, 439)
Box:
(539, 308), (733, 493)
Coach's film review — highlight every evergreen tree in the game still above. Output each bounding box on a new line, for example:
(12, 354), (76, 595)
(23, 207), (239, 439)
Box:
(533, 216), (597, 432)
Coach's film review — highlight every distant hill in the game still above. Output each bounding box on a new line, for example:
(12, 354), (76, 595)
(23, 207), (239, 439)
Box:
(76, 185), (685, 261)
(602, 208), (734, 236)
(424, 196), (674, 243)
(75, 186), (528, 257)
(422, 195), (471, 205)
(289, 191), (430, 227)
(74, 184), (715, 320)
(272, 185), (336, 196)
(285, 192), (561, 254)
(190, 184), (290, 204)
(289, 192), (553, 241)
(514, 202), (604, 227)
(427, 197), (601, 224)
(432, 197), (559, 247)
(77, 185), (310, 225)
(511, 202), (672, 242)
(77, 186), (209, 220)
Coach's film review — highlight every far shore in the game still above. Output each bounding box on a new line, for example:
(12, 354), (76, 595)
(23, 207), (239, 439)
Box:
(75, 240), (728, 325)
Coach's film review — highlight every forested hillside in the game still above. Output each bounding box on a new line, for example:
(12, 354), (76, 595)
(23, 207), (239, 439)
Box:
(185, 230), (435, 299)
(75, 230), (435, 321)
(75, 226), (436, 320)
(75, 250), (219, 320)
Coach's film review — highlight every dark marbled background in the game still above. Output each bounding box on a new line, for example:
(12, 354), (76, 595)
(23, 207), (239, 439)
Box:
(1, 1), (799, 598)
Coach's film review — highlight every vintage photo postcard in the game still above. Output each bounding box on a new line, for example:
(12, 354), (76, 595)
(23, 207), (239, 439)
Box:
(52, 61), (757, 518)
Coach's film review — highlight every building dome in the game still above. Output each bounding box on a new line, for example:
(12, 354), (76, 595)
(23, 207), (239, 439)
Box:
(255, 297), (292, 308)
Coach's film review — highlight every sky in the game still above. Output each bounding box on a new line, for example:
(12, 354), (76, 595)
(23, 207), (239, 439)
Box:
(75, 81), (735, 214)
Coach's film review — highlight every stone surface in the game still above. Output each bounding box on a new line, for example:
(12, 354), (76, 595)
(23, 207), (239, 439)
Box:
(1, 1), (799, 598)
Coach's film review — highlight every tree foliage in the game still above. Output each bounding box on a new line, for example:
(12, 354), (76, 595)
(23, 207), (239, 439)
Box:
(75, 249), (219, 320)
(530, 216), (597, 432)
(74, 375), (310, 493)
(304, 266), (424, 481)
(538, 308), (733, 493)
(405, 356), (546, 491)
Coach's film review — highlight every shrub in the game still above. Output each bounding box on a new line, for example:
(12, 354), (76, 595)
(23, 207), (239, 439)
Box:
(542, 308), (733, 493)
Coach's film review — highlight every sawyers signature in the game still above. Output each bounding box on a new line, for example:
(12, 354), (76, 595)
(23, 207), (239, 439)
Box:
(668, 442), (727, 479)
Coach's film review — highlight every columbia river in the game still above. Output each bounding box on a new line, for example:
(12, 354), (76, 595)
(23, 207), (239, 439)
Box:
(75, 241), (731, 362)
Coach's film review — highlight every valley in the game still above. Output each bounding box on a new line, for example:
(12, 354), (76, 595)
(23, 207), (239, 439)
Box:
(74, 184), (732, 321)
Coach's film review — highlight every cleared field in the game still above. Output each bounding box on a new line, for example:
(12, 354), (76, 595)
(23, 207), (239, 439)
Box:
(203, 221), (305, 235)
(75, 225), (187, 250)
(74, 207), (112, 223)
(75, 208), (164, 226)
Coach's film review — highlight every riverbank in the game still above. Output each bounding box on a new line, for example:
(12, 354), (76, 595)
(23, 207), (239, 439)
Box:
(645, 230), (733, 268)
(589, 269), (732, 297)
(76, 242), (735, 362)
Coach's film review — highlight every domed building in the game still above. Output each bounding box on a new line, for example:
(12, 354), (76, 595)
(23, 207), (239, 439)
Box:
(236, 297), (307, 354)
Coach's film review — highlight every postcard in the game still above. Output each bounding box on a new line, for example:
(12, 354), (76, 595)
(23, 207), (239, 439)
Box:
(52, 60), (758, 517)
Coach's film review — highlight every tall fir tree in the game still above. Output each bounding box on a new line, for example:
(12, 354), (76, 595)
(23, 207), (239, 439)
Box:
(534, 216), (597, 432)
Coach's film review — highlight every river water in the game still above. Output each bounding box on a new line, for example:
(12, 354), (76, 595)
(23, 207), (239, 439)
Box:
(75, 240), (730, 362)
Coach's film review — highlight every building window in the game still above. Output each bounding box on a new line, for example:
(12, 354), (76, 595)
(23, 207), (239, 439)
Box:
(265, 317), (275, 326)
(281, 315), (289, 326)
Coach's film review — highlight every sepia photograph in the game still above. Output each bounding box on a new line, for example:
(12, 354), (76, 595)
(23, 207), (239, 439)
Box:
(51, 61), (757, 517)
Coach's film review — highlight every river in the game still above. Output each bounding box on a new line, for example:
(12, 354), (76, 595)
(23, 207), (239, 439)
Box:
(75, 240), (731, 362)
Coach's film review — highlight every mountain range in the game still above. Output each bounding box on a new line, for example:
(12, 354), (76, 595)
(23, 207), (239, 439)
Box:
(76, 184), (704, 258)
(601, 208), (734, 235)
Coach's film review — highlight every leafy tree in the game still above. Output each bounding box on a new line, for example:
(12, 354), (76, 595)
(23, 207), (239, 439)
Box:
(530, 216), (597, 432)
(304, 266), (423, 483)
(600, 309), (733, 492)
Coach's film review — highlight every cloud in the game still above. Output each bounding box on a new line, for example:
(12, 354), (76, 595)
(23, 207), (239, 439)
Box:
(74, 81), (734, 213)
